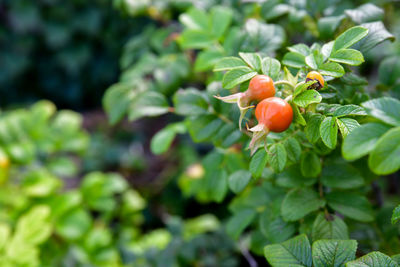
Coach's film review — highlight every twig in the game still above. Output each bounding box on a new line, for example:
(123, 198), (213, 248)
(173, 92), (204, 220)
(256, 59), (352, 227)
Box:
(239, 244), (258, 267)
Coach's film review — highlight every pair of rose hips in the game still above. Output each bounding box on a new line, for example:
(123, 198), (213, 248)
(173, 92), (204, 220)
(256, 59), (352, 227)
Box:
(216, 71), (324, 154)
(251, 71), (325, 133)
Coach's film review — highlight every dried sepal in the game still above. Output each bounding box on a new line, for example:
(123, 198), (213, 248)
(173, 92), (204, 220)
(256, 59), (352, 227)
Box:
(214, 92), (244, 103)
(248, 124), (269, 155)
(214, 93), (254, 130)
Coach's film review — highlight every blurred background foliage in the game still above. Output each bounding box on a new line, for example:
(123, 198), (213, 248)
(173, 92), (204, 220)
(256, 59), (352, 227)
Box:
(0, 0), (151, 109)
(0, 0), (400, 266)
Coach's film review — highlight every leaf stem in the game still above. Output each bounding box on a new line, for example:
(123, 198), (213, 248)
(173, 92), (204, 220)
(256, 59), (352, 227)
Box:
(274, 80), (295, 88)
(284, 95), (293, 103)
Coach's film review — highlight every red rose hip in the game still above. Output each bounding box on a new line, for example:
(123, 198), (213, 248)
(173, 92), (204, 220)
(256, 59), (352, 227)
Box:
(246, 75), (276, 101)
(248, 97), (293, 155)
(255, 97), (293, 133)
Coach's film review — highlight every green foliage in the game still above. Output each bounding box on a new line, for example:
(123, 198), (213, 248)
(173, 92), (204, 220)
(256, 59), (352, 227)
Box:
(1, 0), (140, 108)
(4, 0), (400, 266)
(264, 234), (312, 267)
(265, 235), (400, 267)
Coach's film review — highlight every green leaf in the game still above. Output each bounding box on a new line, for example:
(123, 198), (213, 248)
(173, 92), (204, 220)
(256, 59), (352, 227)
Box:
(282, 52), (306, 68)
(392, 254), (400, 264)
(187, 115), (223, 142)
(48, 191), (82, 220)
(239, 52), (262, 72)
(52, 110), (82, 133)
(378, 56), (400, 86)
(393, 254), (400, 265)
(306, 113), (324, 143)
(288, 44), (311, 56)
(284, 66), (297, 85)
(269, 143), (287, 173)
(284, 137), (301, 163)
(312, 213), (349, 241)
(0, 223), (10, 251)
(15, 205), (52, 245)
(179, 8), (209, 30)
(294, 90), (322, 108)
(250, 149), (269, 178)
(103, 83), (136, 124)
(321, 161), (364, 189)
(332, 26), (368, 52)
(345, 4), (384, 24)
(342, 123), (390, 161)
(122, 189), (146, 213)
(294, 81), (317, 97)
(47, 157), (78, 177)
(392, 205), (400, 224)
(22, 170), (61, 197)
(320, 117), (338, 149)
(195, 50), (224, 72)
(362, 97), (400, 126)
(228, 170), (252, 193)
(276, 164), (317, 188)
(356, 22), (395, 52)
(305, 50), (324, 69)
(150, 122), (186, 155)
(213, 124), (242, 148)
(55, 208), (92, 240)
(337, 118), (360, 138)
(261, 1), (290, 21)
(326, 192), (374, 222)
(369, 127), (400, 175)
(330, 49), (364, 66)
(259, 210), (296, 243)
(318, 16), (345, 39)
(333, 105), (367, 117)
(264, 234), (312, 267)
(178, 30), (215, 49)
(129, 91), (169, 121)
(312, 239), (357, 267)
(341, 73), (368, 86)
(173, 89), (209, 116)
(184, 214), (220, 239)
(319, 62), (345, 77)
(322, 41), (334, 60)
(210, 6), (233, 38)
(81, 173), (128, 210)
(346, 252), (398, 267)
(222, 67), (257, 89)
(300, 151), (321, 178)
(214, 57), (247, 71)
(243, 19), (285, 54)
(226, 209), (256, 240)
(292, 104), (307, 126)
(261, 57), (281, 80)
(281, 188), (325, 221)
(208, 169), (228, 203)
